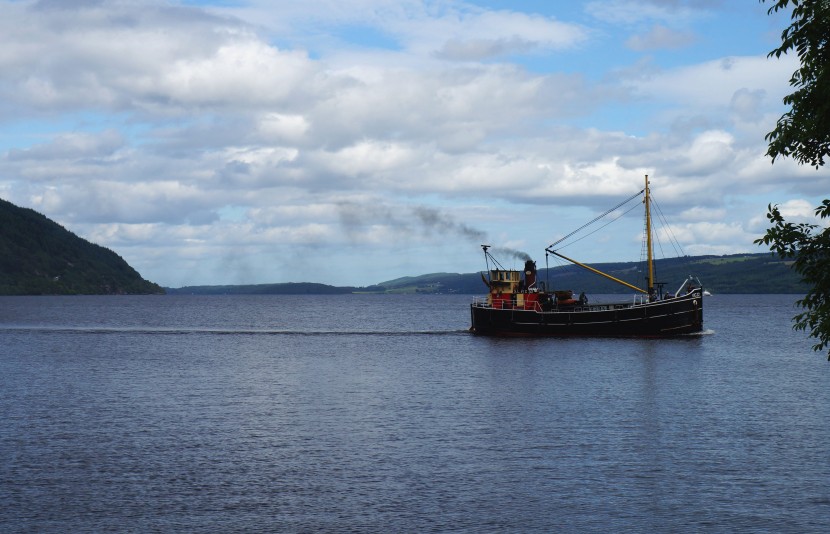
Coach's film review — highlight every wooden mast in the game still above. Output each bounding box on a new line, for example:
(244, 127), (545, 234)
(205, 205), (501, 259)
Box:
(544, 178), (656, 297)
(645, 175), (655, 299)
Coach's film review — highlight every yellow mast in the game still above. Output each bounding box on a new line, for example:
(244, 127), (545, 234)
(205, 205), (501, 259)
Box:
(545, 176), (657, 296)
(645, 175), (654, 298)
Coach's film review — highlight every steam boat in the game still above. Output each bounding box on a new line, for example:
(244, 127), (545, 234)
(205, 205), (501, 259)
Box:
(470, 176), (703, 337)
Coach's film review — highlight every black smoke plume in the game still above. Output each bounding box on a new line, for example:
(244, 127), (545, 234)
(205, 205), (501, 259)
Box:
(336, 202), (531, 260)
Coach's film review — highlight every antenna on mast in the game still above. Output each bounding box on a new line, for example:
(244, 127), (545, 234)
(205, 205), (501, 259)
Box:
(644, 175), (655, 301)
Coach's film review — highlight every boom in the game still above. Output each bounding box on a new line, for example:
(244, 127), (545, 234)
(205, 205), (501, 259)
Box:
(544, 248), (648, 294)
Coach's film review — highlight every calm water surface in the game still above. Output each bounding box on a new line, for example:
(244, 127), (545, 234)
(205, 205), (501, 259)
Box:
(2, 294), (829, 532)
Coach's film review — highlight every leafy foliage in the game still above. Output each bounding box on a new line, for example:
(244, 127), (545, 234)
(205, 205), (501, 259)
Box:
(758, 1), (830, 359)
(0, 198), (164, 295)
(762, 0), (830, 167)
(756, 202), (830, 359)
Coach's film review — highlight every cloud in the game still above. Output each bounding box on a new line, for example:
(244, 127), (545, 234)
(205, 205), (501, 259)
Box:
(1, 0), (826, 287)
(218, 1), (589, 61)
(586, 0), (705, 26)
(7, 129), (123, 161)
(625, 24), (696, 51)
(0, 1), (317, 117)
(620, 55), (796, 111)
(429, 10), (588, 60)
(778, 199), (822, 220)
(729, 88), (767, 123)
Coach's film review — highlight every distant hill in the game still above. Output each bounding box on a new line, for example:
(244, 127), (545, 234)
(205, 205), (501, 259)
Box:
(160, 253), (807, 296)
(376, 253), (808, 295)
(165, 253), (808, 296)
(165, 282), (384, 295)
(0, 198), (164, 295)
(4, 194), (799, 297)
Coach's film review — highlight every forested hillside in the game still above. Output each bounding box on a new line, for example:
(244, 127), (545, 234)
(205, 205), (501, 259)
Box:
(164, 253), (808, 296)
(3, 193), (799, 297)
(165, 282), (372, 295)
(377, 254), (808, 295)
(0, 198), (164, 295)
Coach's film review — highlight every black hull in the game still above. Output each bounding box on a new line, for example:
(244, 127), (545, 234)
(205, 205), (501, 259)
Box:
(470, 291), (703, 337)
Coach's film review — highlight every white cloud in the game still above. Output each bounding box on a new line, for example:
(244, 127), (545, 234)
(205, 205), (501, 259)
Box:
(8, 130), (124, 161)
(679, 130), (736, 176)
(625, 24), (696, 51)
(622, 55), (797, 111)
(0, 2), (318, 116)
(426, 10), (588, 60)
(779, 199), (821, 219)
(147, 41), (316, 108)
(730, 88), (766, 123)
(257, 113), (311, 143)
(324, 140), (418, 177)
(219, 1), (588, 61)
(586, 0), (701, 26)
(1, 0), (827, 287)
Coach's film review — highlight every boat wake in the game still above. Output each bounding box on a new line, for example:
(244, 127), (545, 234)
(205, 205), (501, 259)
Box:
(0, 325), (471, 336)
(685, 328), (715, 336)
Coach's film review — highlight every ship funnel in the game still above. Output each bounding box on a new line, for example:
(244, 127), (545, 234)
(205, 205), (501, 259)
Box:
(524, 259), (537, 289)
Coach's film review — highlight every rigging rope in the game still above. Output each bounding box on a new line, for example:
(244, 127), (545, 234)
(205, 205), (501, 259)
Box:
(651, 194), (686, 257)
(557, 201), (643, 251)
(547, 189), (644, 250)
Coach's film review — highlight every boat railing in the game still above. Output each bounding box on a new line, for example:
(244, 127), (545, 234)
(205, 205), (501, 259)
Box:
(471, 297), (545, 311)
(473, 296), (619, 313)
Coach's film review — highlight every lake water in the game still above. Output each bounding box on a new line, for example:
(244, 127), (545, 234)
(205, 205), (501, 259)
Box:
(2, 294), (829, 532)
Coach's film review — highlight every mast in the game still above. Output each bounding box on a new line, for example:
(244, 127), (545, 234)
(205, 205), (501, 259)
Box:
(644, 175), (655, 299)
(543, 179), (656, 296)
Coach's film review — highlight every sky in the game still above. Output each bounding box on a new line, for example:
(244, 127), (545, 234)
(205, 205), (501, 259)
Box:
(1, 0), (828, 288)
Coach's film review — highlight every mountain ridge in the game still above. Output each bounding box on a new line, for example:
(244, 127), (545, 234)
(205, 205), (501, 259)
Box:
(0, 197), (805, 296)
(163, 253), (806, 295)
(0, 197), (164, 295)
(373, 253), (807, 295)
